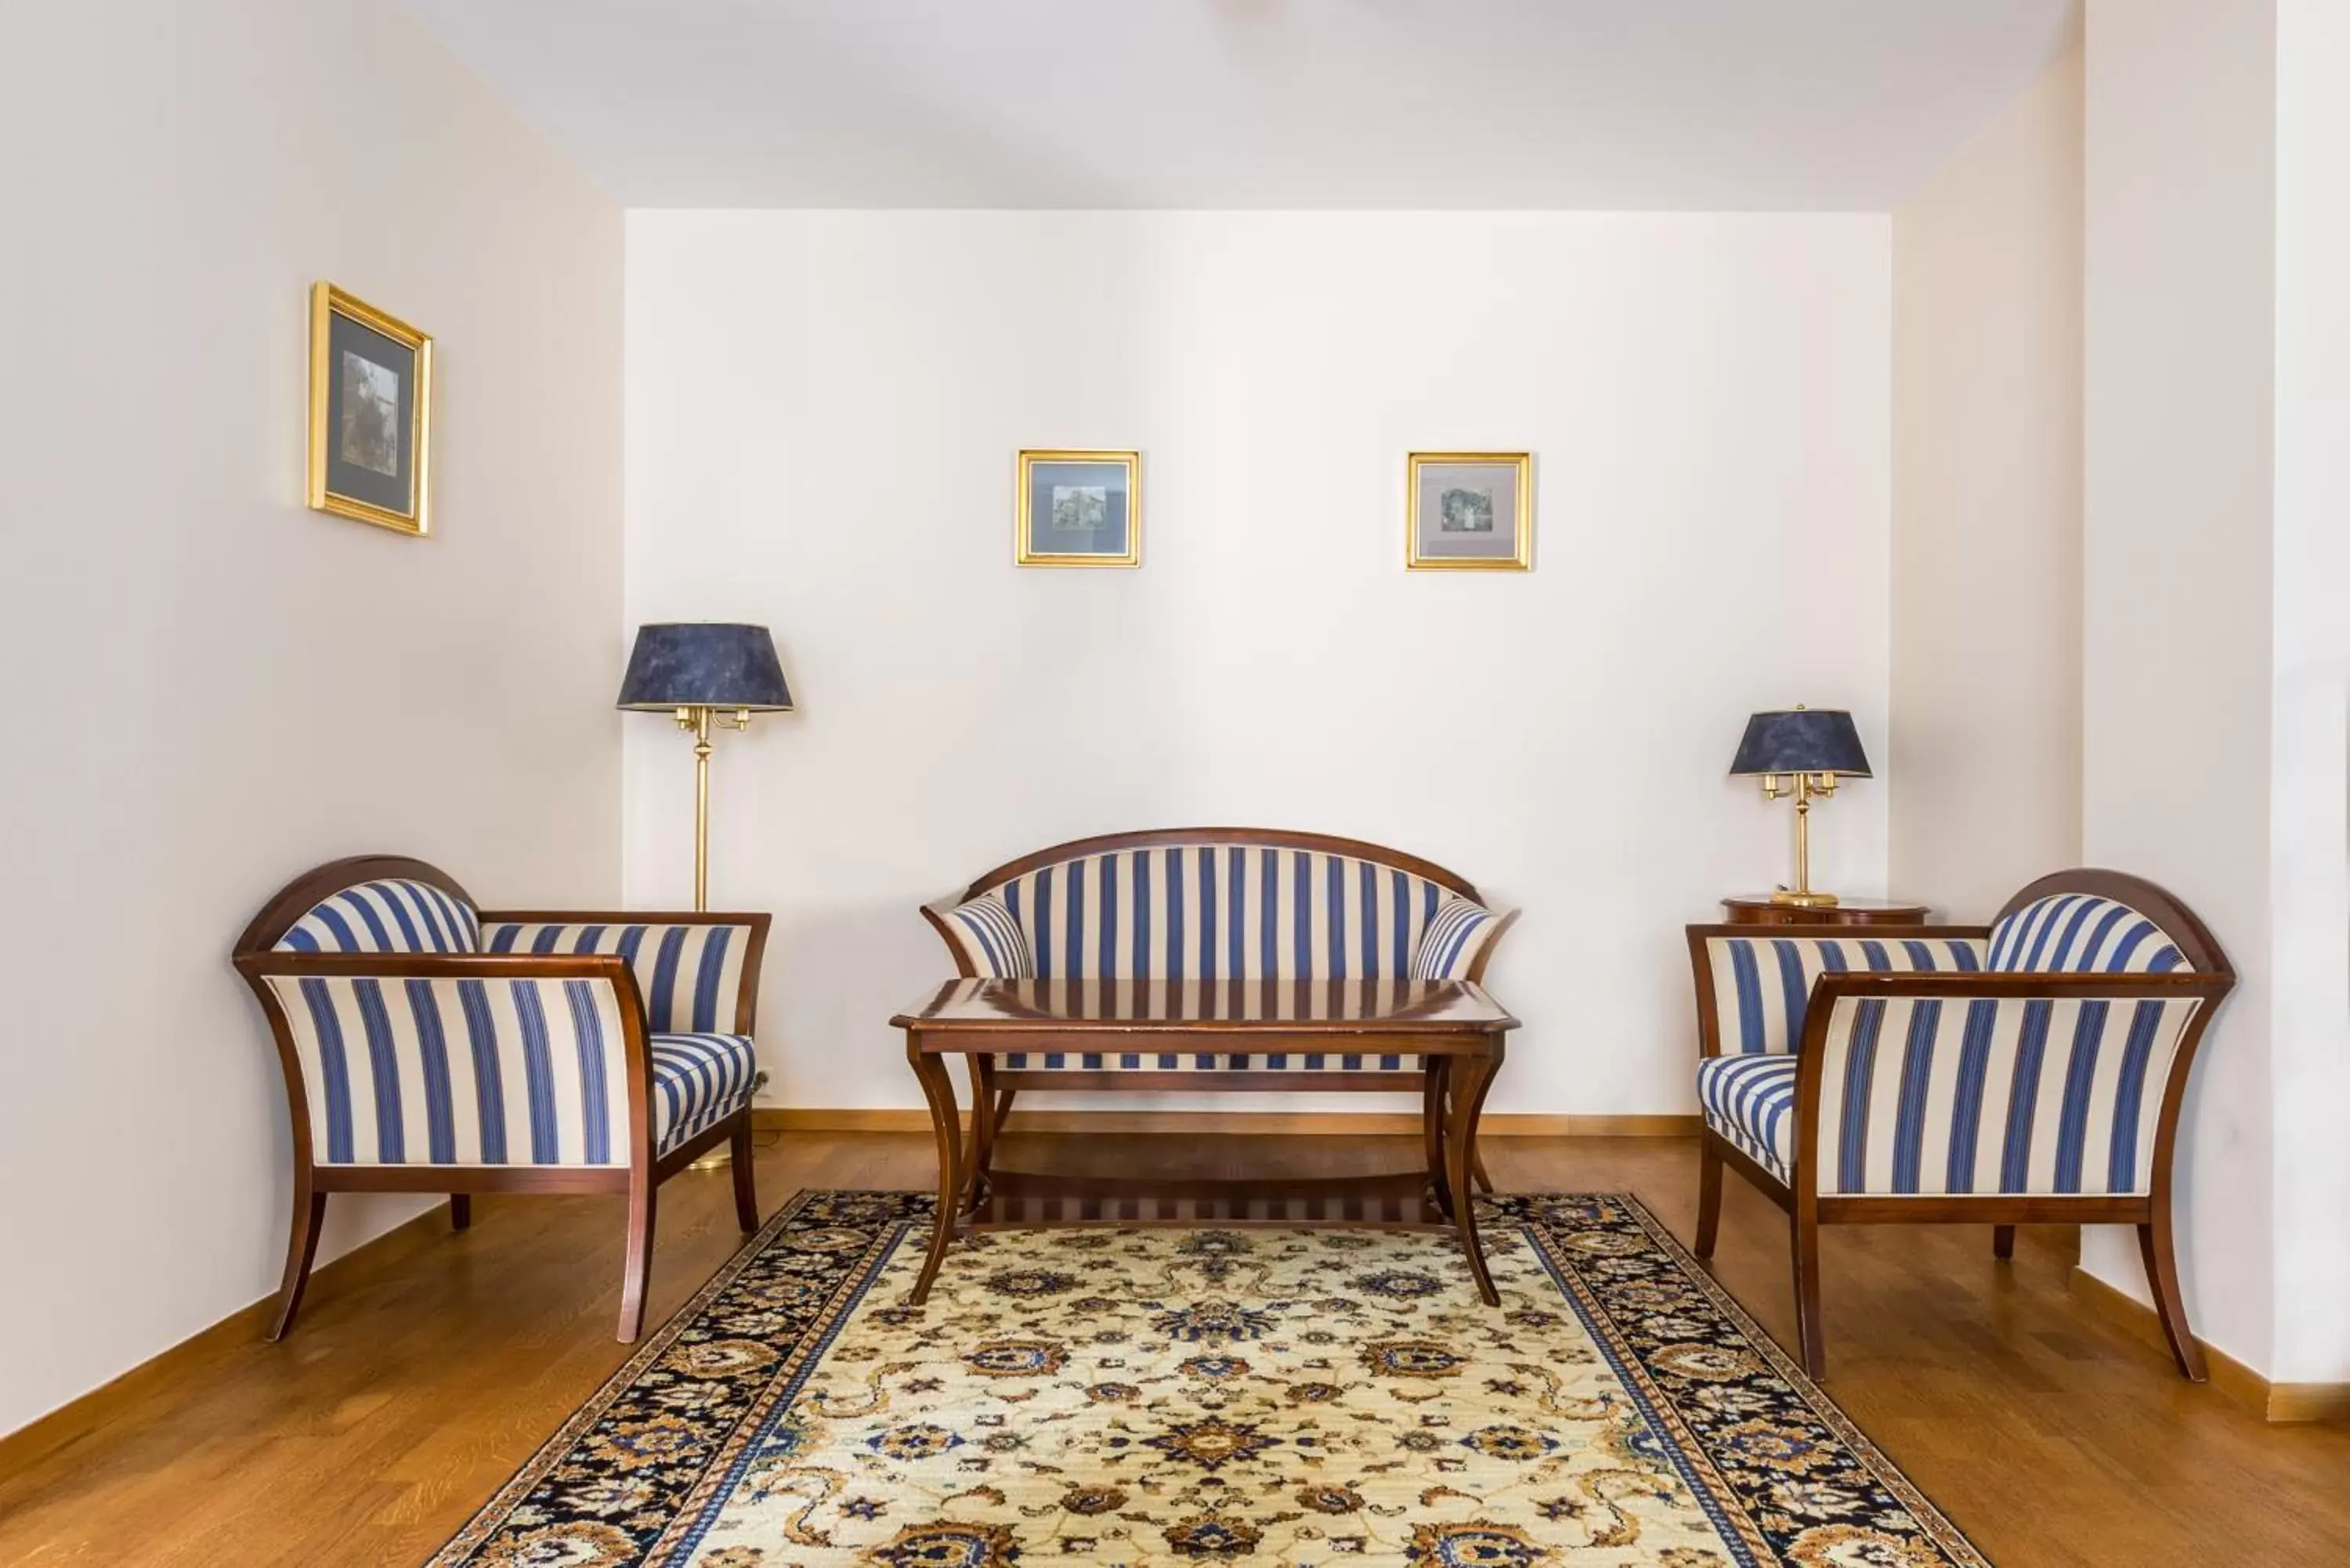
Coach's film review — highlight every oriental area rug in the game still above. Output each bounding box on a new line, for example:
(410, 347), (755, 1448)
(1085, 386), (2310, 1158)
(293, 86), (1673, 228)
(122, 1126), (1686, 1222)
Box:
(431, 1192), (1987, 1568)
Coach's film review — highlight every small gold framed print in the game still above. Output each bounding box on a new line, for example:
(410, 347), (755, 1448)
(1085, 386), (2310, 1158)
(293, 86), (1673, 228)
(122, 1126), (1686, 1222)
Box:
(308, 282), (432, 536)
(1017, 450), (1141, 567)
(1406, 452), (1532, 570)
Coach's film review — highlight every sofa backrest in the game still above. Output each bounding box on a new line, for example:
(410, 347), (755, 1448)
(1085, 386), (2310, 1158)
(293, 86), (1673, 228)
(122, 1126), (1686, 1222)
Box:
(1702, 934), (1992, 1056)
(274, 876), (480, 953)
(978, 837), (1471, 981)
(1987, 893), (2191, 974)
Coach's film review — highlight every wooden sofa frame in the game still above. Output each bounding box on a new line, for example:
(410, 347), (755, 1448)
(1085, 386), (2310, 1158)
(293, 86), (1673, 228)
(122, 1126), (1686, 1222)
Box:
(920, 827), (1519, 1194)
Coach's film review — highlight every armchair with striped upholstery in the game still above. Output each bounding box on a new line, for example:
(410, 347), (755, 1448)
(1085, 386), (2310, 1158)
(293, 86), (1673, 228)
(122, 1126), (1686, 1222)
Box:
(1687, 870), (2233, 1380)
(233, 855), (770, 1342)
(921, 829), (1518, 1187)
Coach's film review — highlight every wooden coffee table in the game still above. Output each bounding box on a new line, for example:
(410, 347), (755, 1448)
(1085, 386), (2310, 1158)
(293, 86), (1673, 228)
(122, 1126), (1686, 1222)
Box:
(892, 977), (1518, 1307)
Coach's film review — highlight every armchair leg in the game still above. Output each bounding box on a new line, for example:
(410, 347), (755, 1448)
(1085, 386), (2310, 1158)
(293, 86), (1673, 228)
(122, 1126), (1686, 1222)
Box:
(729, 1118), (761, 1234)
(1789, 1198), (1827, 1379)
(1694, 1139), (1723, 1259)
(2139, 1213), (2207, 1382)
(450, 1194), (472, 1233)
(267, 1177), (327, 1342)
(1993, 1224), (2016, 1260)
(617, 1176), (658, 1343)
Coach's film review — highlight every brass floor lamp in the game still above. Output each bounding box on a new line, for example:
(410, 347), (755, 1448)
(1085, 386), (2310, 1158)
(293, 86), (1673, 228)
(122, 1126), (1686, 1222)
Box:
(619, 623), (794, 911)
(620, 623), (792, 1165)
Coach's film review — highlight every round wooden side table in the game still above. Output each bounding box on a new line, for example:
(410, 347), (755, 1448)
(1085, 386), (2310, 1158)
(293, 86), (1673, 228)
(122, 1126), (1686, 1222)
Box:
(1720, 894), (1931, 927)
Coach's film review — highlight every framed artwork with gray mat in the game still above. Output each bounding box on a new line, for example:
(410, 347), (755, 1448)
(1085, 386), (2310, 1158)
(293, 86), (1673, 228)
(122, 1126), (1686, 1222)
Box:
(1018, 449), (1140, 567)
(307, 282), (432, 536)
(1408, 450), (1532, 570)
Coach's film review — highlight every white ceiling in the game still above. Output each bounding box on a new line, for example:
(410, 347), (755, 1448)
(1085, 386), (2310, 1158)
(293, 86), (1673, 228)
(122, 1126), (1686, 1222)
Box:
(405, 0), (2076, 211)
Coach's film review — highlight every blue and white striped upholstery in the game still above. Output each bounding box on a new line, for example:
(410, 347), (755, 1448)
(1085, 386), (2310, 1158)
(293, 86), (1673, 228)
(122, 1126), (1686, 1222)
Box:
(651, 1032), (759, 1155)
(1003, 1049), (1422, 1072)
(477, 920), (754, 1034)
(255, 971), (754, 1165)
(1409, 896), (1503, 981)
(1811, 992), (2203, 1196)
(1697, 892), (2212, 1198)
(980, 977), (1431, 1073)
(971, 844), (1486, 982)
(1987, 895), (2190, 974)
(1698, 1054), (1796, 1180)
(1701, 934), (1990, 1055)
(260, 971), (630, 1165)
(277, 879), (480, 954)
(938, 893), (1034, 978)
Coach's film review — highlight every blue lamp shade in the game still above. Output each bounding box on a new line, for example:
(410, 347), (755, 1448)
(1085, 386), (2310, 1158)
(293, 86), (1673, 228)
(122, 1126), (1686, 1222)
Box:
(1729, 708), (1871, 778)
(617, 623), (793, 712)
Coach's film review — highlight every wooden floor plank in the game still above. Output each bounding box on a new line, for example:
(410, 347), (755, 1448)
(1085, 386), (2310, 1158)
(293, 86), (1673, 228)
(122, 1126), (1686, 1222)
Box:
(2, 1132), (2346, 1566)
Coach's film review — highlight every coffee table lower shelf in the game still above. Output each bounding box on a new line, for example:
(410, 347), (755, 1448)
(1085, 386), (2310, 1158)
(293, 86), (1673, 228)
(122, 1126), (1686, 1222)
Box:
(962, 1169), (1452, 1229)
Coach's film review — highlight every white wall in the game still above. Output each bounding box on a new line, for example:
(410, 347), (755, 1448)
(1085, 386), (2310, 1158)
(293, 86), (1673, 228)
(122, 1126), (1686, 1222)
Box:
(624, 210), (1891, 1118)
(1890, 34), (2084, 919)
(2269, 0), (2350, 1386)
(2081, 0), (2277, 1373)
(0, 1), (622, 1438)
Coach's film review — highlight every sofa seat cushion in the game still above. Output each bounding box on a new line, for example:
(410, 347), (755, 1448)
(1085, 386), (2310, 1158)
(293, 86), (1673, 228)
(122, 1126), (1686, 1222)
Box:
(1000, 1049), (1422, 1073)
(1698, 1053), (1797, 1182)
(652, 1032), (757, 1154)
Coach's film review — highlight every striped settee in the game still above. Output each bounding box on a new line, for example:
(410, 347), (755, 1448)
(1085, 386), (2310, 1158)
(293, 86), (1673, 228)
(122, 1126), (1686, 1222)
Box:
(925, 831), (1516, 1073)
(233, 855), (770, 1342)
(1686, 870), (2233, 1381)
(920, 829), (1518, 1189)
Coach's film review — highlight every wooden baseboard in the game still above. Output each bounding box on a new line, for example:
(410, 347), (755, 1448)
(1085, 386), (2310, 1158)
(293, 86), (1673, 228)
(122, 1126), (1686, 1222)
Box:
(2068, 1265), (2350, 1423)
(0, 1200), (459, 1472)
(754, 1107), (1700, 1138)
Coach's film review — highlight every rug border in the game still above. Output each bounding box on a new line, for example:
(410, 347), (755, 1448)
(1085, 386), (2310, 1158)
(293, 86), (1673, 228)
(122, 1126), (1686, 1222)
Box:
(1596, 1192), (1992, 1567)
(1517, 1209), (1779, 1566)
(649, 1217), (918, 1561)
(424, 1189), (834, 1566)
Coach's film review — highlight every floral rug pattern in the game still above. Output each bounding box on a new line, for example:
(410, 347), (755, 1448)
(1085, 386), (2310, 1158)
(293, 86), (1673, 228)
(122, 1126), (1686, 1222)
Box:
(430, 1193), (1986, 1567)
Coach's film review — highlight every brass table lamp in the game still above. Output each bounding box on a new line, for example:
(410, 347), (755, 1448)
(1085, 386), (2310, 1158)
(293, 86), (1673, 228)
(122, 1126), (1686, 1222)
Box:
(619, 623), (793, 911)
(1730, 706), (1871, 908)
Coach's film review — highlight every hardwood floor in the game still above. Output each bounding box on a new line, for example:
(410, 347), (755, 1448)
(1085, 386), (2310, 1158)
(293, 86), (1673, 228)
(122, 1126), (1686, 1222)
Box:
(3, 1131), (2348, 1565)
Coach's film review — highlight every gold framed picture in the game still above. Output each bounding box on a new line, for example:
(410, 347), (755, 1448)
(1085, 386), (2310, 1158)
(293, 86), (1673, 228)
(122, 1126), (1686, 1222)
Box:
(1406, 451), (1532, 571)
(1016, 450), (1141, 567)
(308, 282), (433, 536)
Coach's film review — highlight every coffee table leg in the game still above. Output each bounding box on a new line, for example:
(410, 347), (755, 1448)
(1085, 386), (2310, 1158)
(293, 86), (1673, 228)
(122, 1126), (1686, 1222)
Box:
(1445, 1045), (1503, 1306)
(963, 1053), (998, 1214)
(907, 1035), (963, 1305)
(1423, 1057), (1454, 1219)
